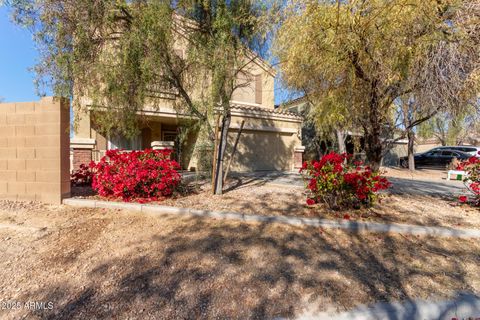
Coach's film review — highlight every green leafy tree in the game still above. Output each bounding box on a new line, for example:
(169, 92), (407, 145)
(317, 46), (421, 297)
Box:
(7, 0), (273, 194)
(276, 0), (480, 170)
(419, 107), (480, 146)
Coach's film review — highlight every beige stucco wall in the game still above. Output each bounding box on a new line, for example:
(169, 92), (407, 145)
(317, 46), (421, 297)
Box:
(225, 130), (298, 171)
(187, 112), (303, 172)
(0, 97), (70, 204)
(230, 61), (276, 109)
(383, 143), (408, 167)
(73, 51), (276, 143)
(226, 114), (301, 172)
(416, 143), (441, 153)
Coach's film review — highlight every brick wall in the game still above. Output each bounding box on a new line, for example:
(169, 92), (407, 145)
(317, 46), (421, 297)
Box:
(0, 97), (70, 204)
(72, 149), (92, 170)
(294, 150), (303, 169)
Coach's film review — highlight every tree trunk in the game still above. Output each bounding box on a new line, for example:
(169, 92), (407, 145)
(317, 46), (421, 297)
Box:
(336, 129), (346, 154)
(364, 102), (383, 171)
(364, 95), (383, 171)
(364, 129), (383, 171)
(214, 112), (231, 195)
(407, 129), (415, 171)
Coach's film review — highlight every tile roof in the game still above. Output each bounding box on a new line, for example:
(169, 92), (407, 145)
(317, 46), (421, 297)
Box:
(229, 103), (303, 119)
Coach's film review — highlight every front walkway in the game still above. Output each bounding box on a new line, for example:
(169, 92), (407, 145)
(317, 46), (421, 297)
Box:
(63, 198), (480, 239)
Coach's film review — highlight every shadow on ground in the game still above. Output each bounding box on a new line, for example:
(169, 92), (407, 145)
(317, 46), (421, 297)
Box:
(21, 214), (479, 320)
(223, 171), (465, 198)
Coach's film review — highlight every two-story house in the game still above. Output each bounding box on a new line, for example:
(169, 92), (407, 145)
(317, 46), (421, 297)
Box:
(70, 19), (304, 173)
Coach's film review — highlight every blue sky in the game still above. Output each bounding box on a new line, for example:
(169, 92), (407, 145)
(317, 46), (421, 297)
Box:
(0, 6), (46, 102)
(0, 5), (292, 105)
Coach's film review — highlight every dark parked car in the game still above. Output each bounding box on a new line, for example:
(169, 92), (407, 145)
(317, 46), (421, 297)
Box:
(400, 149), (472, 168)
(428, 146), (480, 158)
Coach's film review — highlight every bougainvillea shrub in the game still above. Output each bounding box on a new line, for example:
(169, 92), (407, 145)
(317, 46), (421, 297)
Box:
(456, 156), (480, 206)
(90, 149), (181, 202)
(71, 163), (94, 186)
(300, 152), (391, 210)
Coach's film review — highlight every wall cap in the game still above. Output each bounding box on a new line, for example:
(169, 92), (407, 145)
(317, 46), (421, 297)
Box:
(151, 141), (175, 150)
(71, 138), (96, 149)
(151, 141), (175, 147)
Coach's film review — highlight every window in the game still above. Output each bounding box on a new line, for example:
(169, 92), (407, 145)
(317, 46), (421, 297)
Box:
(162, 131), (177, 142)
(108, 134), (142, 150)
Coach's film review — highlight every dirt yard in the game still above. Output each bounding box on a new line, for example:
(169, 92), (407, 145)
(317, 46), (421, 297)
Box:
(159, 177), (480, 229)
(73, 172), (480, 229)
(0, 200), (479, 319)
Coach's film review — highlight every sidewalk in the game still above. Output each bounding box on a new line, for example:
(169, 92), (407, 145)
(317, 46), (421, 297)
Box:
(297, 292), (480, 320)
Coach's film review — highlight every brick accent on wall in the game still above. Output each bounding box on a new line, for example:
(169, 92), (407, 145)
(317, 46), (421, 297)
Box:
(293, 152), (302, 169)
(293, 148), (305, 169)
(72, 149), (92, 170)
(0, 97), (70, 204)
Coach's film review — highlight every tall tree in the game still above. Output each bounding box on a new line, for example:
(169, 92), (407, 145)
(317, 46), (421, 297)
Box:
(276, 0), (480, 170)
(419, 107), (480, 146)
(7, 0), (272, 194)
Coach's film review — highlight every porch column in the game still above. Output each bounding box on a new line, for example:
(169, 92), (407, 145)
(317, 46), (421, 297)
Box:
(71, 105), (95, 171)
(71, 138), (96, 171)
(293, 146), (305, 170)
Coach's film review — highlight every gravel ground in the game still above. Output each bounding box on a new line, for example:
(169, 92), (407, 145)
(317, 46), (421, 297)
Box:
(73, 171), (480, 229)
(159, 178), (480, 229)
(0, 202), (479, 319)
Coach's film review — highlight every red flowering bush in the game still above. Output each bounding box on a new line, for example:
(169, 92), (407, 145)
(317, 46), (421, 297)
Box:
(456, 156), (480, 206)
(71, 163), (94, 186)
(300, 152), (391, 210)
(90, 149), (181, 202)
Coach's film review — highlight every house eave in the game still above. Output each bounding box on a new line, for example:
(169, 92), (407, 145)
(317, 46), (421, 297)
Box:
(216, 103), (303, 123)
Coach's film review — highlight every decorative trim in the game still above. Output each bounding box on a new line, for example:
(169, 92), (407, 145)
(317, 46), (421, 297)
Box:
(225, 124), (298, 134)
(87, 105), (194, 120)
(230, 103), (303, 118)
(228, 109), (303, 123)
(229, 100), (262, 108)
(70, 138), (96, 149)
(87, 101), (303, 122)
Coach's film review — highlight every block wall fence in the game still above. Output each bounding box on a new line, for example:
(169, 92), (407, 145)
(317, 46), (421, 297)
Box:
(0, 97), (70, 204)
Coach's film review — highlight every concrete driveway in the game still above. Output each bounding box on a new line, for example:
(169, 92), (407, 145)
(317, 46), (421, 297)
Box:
(387, 177), (466, 197)
(221, 171), (467, 198)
